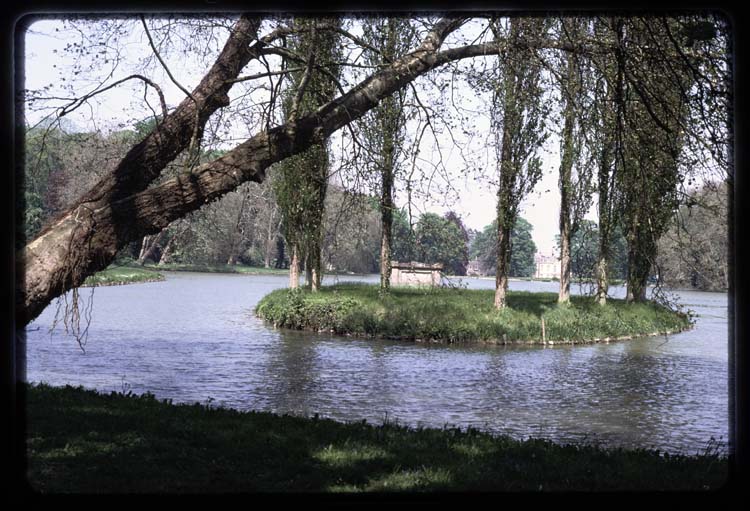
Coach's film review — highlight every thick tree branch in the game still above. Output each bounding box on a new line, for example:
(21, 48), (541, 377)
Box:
(55, 15), (265, 215)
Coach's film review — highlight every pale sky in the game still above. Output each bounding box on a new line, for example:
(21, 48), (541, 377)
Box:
(22, 16), (584, 257)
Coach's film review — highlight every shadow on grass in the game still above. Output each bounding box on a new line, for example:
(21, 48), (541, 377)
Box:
(24, 384), (727, 493)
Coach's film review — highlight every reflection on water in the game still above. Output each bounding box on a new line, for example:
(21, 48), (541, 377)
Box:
(24, 272), (729, 455)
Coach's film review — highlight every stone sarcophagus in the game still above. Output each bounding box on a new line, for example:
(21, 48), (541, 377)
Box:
(390, 261), (443, 287)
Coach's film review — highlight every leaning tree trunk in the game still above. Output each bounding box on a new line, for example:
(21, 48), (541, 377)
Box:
(17, 17), (472, 327)
(138, 234), (155, 263)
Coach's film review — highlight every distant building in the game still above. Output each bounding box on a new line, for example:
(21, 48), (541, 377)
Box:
(466, 258), (483, 276)
(534, 253), (560, 280)
(391, 261), (443, 287)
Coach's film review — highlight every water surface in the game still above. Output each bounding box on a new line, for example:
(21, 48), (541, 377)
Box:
(24, 272), (729, 455)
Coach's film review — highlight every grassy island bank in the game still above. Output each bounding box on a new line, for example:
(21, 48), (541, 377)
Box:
(256, 283), (692, 345)
(81, 265), (166, 287)
(24, 383), (726, 492)
(143, 262), (289, 276)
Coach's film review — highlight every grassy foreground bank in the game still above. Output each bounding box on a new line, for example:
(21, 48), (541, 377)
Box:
(256, 283), (691, 344)
(81, 265), (165, 287)
(24, 383), (726, 493)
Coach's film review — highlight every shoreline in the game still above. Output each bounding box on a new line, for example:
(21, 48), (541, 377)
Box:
(263, 323), (695, 347)
(255, 284), (693, 346)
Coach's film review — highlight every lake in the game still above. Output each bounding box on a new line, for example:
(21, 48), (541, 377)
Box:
(23, 271), (730, 456)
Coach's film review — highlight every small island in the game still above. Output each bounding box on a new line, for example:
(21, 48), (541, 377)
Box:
(255, 283), (692, 345)
(81, 265), (166, 287)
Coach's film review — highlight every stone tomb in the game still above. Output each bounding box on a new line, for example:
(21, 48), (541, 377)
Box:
(390, 261), (443, 287)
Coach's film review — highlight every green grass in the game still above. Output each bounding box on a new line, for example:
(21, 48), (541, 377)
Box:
(81, 265), (165, 287)
(143, 262), (289, 276)
(255, 283), (692, 344)
(24, 383), (727, 493)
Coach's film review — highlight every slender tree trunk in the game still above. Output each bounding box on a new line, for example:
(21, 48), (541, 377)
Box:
(380, 151), (394, 293)
(275, 236), (286, 269)
(595, 144), (612, 305)
(380, 224), (392, 292)
(557, 46), (579, 304)
(625, 219), (650, 303)
(494, 93), (515, 310)
(139, 229), (169, 265)
(494, 224), (511, 309)
(310, 240), (322, 291)
(158, 237), (175, 266)
(304, 252), (312, 289)
(308, 171), (327, 292)
(289, 244), (300, 289)
(558, 214), (572, 303)
(138, 234), (154, 263)
(263, 207), (279, 268)
(595, 233), (610, 304)
(228, 192), (249, 265)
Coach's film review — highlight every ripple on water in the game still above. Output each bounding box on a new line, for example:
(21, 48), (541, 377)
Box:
(24, 273), (729, 455)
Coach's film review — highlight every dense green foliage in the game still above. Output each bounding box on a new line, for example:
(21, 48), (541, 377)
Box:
(470, 217), (537, 277)
(555, 219), (628, 280)
(273, 17), (342, 289)
(256, 284), (691, 344)
(25, 383), (727, 492)
(411, 213), (469, 276)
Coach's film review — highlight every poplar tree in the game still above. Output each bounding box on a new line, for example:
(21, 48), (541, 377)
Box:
(615, 18), (694, 302)
(273, 17), (342, 291)
(589, 18), (623, 305)
(360, 17), (413, 293)
(490, 18), (550, 309)
(555, 17), (595, 304)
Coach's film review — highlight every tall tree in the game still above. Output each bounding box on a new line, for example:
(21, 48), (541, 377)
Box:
(360, 17), (413, 292)
(273, 17), (342, 291)
(586, 18), (624, 304)
(490, 18), (549, 308)
(616, 18), (694, 302)
(555, 18), (595, 304)
(443, 211), (470, 276)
